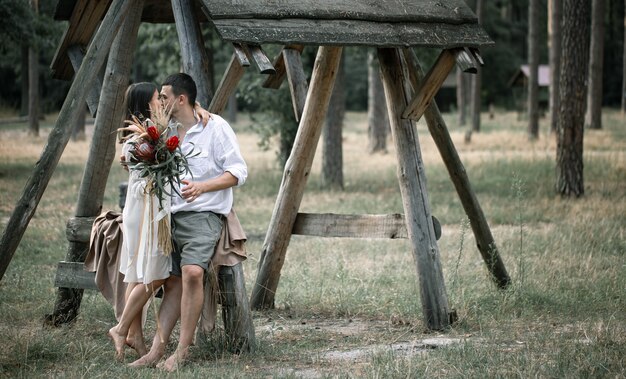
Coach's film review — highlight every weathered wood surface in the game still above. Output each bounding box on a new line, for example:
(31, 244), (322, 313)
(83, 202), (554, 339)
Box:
(205, 0), (478, 23)
(66, 216), (96, 243)
(54, 261), (98, 290)
(172, 0), (213, 107)
(378, 47), (451, 330)
(243, 44), (276, 75)
(48, 0), (144, 325)
(213, 19), (493, 48)
(283, 48), (309, 121)
(262, 45), (305, 89)
(403, 49), (459, 121)
(251, 46), (343, 310)
(401, 48), (510, 288)
(51, 0), (111, 80)
(232, 43), (251, 67)
(209, 53), (246, 114)
(218, 264), (256, 353)
(455, 48), (477, 74)
(67, 46), (103, 117)
(292, 213), (441, 241)
(0, 0), (133, 283)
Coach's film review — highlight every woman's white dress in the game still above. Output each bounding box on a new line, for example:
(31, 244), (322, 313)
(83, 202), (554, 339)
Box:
(119, 139), (172, 284)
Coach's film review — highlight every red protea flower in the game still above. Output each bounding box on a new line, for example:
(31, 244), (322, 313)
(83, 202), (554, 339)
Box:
(146, 125), (160, 141)
(166, 135), (179, 152)
(133, 140), (155, 162)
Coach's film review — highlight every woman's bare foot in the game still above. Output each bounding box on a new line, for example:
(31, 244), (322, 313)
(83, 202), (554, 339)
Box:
(125, 336), (147, 357)
(128, 349), (163, 368)
(158, 347), (189, 372)
(107, 326), (126, 361)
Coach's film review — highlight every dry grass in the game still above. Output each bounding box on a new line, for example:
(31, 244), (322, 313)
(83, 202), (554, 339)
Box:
(0, 110), (625, 377)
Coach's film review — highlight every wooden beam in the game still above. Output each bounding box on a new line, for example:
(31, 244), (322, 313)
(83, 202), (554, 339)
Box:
(283, 48), (308, 121)
(54, 261), (98, 290)
(401, 48), (510, 289)
(0, 0), (133, 284)
(218, 263), (256, 353)
(378, 47), (451, 331)
(66, 216), (96, 243)
(292, 213), (441, 240)
(455, 48), (477, 74)
(250, 46), (343, 310)
(242, 44), (276, 75)
(209, 53), (246, 114)
(48, 0), (145, 325)
(172, 0), (213, 106)
(263, 45), (305, 89)
(402, 48), (458, 121)
(67, 45), (103, 117)
(232, 43), (250, 67)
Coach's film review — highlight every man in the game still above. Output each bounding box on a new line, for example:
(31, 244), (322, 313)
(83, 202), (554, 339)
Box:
(129, 73), (247, 371)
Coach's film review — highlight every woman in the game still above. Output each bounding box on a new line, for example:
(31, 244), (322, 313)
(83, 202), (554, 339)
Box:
(108, 82), (210, 361)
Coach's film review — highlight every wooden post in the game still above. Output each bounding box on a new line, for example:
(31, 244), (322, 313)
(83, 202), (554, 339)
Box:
(47, 0), (145, 325)
(401, 48), (511, 289)
(67, 45), (103, 117)
(171, 0), (213, 106)
(218, 264), (256, 352)
(283, 48), (309, 121)
(0, 0), (133, 283)
(378, 48), (451, 330)
(251, 46), (343, 310)
(208, 53), (246, 114)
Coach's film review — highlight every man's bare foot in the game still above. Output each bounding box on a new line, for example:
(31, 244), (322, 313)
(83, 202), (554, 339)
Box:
(158, 347), (189, 372)
(128, 349), (163, 368)
(107, 326), (126, 361)
(125, 336), (147, 357)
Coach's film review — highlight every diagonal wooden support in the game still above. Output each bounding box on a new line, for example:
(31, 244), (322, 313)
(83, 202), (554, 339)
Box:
(283, 48), (309, 121)
(232, 43), (251, 67)
(47, 0), (146, 325)
(401, 48), (511, 289)
(67, 45), (103, 117)
(402, 48), (460, 121)
(378, 47), (451, 330)
(209, 52), (247, 114)
(0, 0), (133, 283)
(242, 44), (276, 74)
(263, 45), (305, 89)
(250, 46), (343, 310)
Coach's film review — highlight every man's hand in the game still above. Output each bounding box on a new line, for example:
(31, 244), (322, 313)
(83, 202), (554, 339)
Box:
(181, 179), (205, 203)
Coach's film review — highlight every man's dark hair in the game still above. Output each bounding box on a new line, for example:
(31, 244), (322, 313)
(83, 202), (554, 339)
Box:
(162, 73), (197, 106)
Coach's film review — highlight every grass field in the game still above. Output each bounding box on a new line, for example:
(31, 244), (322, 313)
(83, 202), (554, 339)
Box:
(0, 109), (624, 378)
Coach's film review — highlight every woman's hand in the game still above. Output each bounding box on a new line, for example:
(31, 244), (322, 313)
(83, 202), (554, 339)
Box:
(195, 102), (212, 126)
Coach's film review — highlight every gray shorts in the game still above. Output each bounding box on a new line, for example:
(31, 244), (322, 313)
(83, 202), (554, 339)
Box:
(170, 211), (223, 277)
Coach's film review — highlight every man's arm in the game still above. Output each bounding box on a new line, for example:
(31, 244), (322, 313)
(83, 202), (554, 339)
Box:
(180, 172), (238, 203)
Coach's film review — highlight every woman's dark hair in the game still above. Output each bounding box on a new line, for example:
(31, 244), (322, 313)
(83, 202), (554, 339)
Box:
(120, 82), (158, 142)
(125, 82), (158, 120)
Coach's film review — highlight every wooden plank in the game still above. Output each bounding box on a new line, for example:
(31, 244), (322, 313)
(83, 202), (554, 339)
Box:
(402, 49), (458, 121)
(66, 216), (96, 243)
(232, 43), (251, 67)
(49, 0), (145, 325)
(51, 0), (112, 80)
(54, 261), (98, 290)
(401, 48), (510, 288)
(242, 44), (276, 74)
(250, 46), (343, 310)
(172, 0), (213, 107)
(283, 48), (308, 121)
(455, 48), (477, 74)
(0, 0), (133, 283)
(209, 53), (246, 114)
(67, 45), (103, 117)
(378, 47), (451, 330)
(204, 0), (478, 24)
(212, 19), (493, 48)
(262, 45), (304, 89)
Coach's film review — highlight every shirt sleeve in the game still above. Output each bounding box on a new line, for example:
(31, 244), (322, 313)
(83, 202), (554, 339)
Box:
(215, 121), (247, 187)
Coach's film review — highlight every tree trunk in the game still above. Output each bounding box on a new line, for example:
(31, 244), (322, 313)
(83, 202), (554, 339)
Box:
(456, 67), (467, 127)
(21, 45), (28, 117)
(322, 51), (345, 190)
(549, 0), (562, 133)
(528, 0), (540, 139)
(556, 0), (591, 197)
(27, 0), (39, 137)
(585, 0), (606, 129)
(623, 0), (626, 117)
(367, 49), (388, 153)
(470, 0), (484, 135)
